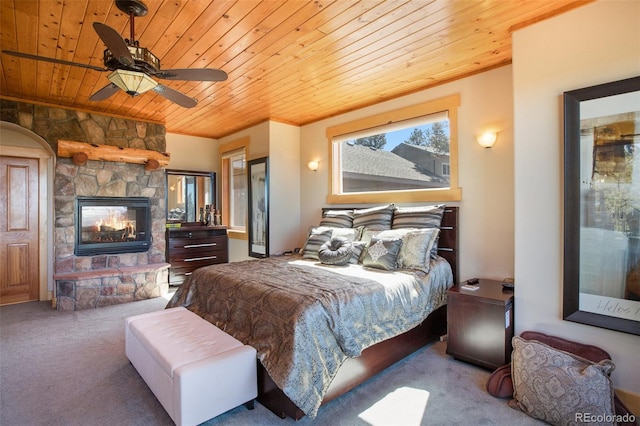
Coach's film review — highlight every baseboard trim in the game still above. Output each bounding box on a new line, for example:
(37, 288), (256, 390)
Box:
(616, 388), (640, 416)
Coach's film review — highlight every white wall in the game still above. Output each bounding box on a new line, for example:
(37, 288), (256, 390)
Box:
(300, 65), (515, 282)
(268, 121), (301, 254)
(219, 121), (301, 260)
(165, 133), (218, 173)
(513, 0), (640, 394)
(218, 121), (269, 261)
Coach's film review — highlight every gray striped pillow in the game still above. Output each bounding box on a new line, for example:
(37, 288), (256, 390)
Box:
(320, 209), (354, 228)
(302, 227), (333, 260)
(353, 204), (394, 231)
(391, 204), (445, 229)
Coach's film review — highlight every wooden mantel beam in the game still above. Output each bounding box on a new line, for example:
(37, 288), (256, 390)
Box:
(57, 140), (170, 170)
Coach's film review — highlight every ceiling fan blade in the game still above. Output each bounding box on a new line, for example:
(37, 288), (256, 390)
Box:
(152, 85), (197, 108)
(92, 22), (134, 67)
(89, 83), (120, 101)
(156, 68), (228, 82)
(1, 50), (107, 72)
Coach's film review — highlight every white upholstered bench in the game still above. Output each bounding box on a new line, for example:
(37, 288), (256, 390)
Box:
(125, 307), (257, 426)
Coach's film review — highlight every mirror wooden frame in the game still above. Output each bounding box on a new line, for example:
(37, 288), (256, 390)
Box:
(165, 169), (216, 225)
(563, 76), (640, 336)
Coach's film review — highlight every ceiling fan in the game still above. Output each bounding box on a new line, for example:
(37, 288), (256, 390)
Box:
(1, 0), (227, 108)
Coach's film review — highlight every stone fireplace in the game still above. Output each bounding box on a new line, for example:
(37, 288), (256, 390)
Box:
(0, 99), (169, 311)
(53, 155), (169, 311)
(1, 100), (170, 311)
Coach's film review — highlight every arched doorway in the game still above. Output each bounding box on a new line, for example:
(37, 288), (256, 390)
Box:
(0, 121), (55, 305)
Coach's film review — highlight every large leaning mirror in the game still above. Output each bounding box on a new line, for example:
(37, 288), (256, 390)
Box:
(166, 169), (216, 224)
(563, 76), (640, 335)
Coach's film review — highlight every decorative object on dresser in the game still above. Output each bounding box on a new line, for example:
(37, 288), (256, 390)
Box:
(165, 226), (228, 286)
(446, 278), (514, 370)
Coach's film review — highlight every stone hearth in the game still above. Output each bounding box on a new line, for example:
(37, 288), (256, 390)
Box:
(55, 264), (169, 311)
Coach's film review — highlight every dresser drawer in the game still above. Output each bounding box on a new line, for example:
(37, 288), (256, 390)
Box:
(168, 235), (227, 251)
(169, 249), (228, 266)
(169, 267), (193, 285)
(166, 226), (228, 285)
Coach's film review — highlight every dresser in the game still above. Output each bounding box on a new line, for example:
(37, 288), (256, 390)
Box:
(166, 226), (228, 285)
(446, 279), (514, 370)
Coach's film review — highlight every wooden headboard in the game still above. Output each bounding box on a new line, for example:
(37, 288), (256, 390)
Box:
(321, 205), (459, 284)
(438, 206), (459, 284)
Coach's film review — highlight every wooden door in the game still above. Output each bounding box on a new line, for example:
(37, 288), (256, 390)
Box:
(0, 156), (39, 305)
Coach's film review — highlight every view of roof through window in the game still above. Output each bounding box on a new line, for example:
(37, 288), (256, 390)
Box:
(339, 118), (451, 193)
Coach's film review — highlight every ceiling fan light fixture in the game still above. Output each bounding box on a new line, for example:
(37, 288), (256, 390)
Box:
(107, 69), (157, 96)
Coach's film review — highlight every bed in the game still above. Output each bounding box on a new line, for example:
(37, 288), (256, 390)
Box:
(166, 205), (458, 420)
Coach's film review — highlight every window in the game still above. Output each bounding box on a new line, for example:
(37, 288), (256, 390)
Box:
(219, 138), (248, 238)
(327, 94), (461, 204)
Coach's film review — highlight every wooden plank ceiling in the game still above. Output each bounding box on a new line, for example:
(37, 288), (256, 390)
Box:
(0, 0), (591, 139)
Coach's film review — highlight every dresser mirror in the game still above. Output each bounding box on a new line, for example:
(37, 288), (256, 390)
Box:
(166, 169), (216, 224)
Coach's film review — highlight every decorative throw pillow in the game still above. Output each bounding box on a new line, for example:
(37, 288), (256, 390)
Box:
(320, 209), (354, 228)
(361, 237), (403, 271)
(391, 204), (445, 229)
(318, 237), (353, 266)
(359, 228), (381, 245)
(330, 225), (364, 242)
(348, 241), (367, 264)
(375, 228), (417, 239)
(302, 227), (333, 260)
(511, 336), (616, 426)
(353, 204), (395, 231)
(397, 228), (440, 272)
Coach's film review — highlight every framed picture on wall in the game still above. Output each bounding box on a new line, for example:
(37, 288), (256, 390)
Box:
(248, 157), (269, 258)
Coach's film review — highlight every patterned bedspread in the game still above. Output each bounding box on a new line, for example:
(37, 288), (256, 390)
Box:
(165, 255), (452, 418)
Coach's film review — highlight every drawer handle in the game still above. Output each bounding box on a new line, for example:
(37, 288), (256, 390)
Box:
(185, 272), (192, 276)
(184, 243), (218, 248)
(184, 256), (218, 262)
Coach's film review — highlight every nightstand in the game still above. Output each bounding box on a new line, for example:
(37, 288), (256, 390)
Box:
(446, 279), (514, 370)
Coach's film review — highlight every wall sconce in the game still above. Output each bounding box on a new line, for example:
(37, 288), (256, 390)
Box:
(307, 160), (319, 171)
(477, 131), (498, 148)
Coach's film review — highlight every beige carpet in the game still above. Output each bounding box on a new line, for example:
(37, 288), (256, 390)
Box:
(0, 296), (542, 425)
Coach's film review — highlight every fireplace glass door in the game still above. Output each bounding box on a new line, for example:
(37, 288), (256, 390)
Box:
(75, 197), (151, 256)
